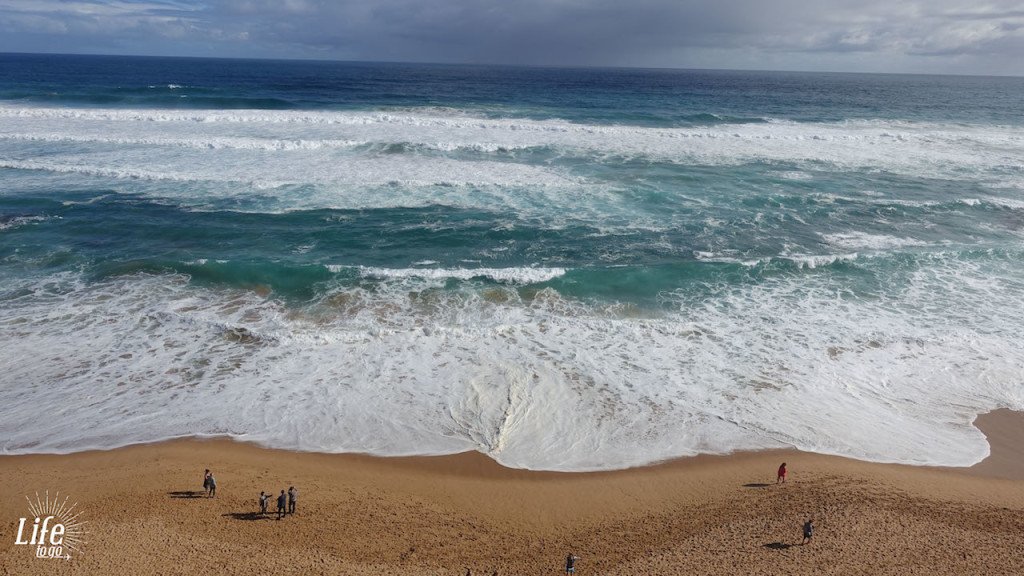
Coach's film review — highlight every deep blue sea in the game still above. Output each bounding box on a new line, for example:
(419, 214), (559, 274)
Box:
(2, 53), (1023, 470)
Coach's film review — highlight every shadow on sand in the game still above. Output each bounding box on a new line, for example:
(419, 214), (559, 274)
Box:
(763, 542), (793, 550)
(168, 491), (205, 499)
(743, 483), (772, 488)
(222, 512), (276, 521)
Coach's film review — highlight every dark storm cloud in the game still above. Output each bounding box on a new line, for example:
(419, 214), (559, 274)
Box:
(1, 0), (1022, 74)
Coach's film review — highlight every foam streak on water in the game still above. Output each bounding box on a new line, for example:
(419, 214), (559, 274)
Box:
(1, 106), (1021, 196)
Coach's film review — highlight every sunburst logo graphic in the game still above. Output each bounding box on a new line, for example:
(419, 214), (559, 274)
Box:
(13, 491), (87, 560)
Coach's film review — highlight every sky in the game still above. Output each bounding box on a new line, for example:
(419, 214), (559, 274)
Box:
(0, 0), (1022, 75)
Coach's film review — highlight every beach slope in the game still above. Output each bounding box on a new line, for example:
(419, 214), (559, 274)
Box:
(1, 411), (1022, 575)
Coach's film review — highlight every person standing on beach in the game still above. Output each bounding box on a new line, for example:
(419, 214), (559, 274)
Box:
(565, 553), (578, 574)
(277, 490), (287, 519)
(288, 486), (297, 514)
(259, 491), (270, 516)
(207, 472), (217, 498)
(203, 469), (212, 496)
(777, 462), (787, 484)
(801, 518), (814, 545)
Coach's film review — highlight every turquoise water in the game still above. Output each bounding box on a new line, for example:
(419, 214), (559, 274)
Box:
(1, 54), (1023, 470)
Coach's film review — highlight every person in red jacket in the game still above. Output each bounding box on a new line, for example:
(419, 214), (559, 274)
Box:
(777, 462), (787, 484)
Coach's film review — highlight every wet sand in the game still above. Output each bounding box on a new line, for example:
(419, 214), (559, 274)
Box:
(1, 410), (1022, 575)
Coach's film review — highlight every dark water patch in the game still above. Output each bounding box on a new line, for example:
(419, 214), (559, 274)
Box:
(89, 259), (335, 301)
(0, 91), (297, 109)
(546, 258), (881, 305)
(3, 187), (1020, 309)
(4, 54), (1024, 125)
(679, 112), (769, 125)
(221, 326), (272, 345)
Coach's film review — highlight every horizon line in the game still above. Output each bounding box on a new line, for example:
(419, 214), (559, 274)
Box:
(2, 50), (1021, 80)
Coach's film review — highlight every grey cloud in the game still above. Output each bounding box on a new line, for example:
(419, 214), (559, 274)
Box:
(0, 0), (1022, 74)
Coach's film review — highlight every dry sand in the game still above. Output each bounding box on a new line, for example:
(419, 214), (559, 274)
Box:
(1, 410), (1022, 575)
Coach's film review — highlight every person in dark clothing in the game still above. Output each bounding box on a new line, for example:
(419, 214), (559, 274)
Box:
(565, 553), (578, 574)
(802, 518), (814, 545)
(276, 490), (287, 519)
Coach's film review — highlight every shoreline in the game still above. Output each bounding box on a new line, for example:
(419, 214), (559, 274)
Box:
(953, 408), (1024, 480)
(1, 410), (1022, 574)
(2, 407), (1018, 479)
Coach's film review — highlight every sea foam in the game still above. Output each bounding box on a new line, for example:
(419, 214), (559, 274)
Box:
(0, 253), (1021, 470)
(3, 92), (1024, 471)
(2, 105), (1022, 198)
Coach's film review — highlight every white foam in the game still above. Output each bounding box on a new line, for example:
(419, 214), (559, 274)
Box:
(352, 265), (566, 283)
(2, 104), (1023, 215)
(322, 264), (567, 284)
(0, 253), (1021, 470)
(692, 251), (764, 267)
(0, 215), (54, 230)
(692, 251), (864, 269)
(0, 154), (574, 193)
(0, 131), (367, 151)
(822, 232), (929, 251)
(784, 253), (861, 268)
(985, 197), (1024, 210)
(776, 170), (813, 180)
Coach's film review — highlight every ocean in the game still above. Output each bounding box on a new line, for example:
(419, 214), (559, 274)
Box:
(1, 53), (1022, 471)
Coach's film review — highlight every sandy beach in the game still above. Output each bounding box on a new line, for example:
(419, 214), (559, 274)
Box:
(1, 410), (1022, 575)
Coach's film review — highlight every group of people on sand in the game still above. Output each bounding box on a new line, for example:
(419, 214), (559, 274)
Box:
(776, 462), (815, 545)
(259, 487), (298, 519)
(202, 469), (298, 519)
(201, 460), (814, 573)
